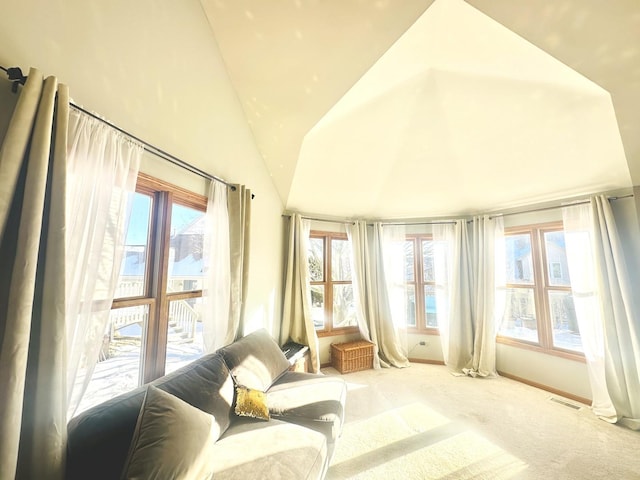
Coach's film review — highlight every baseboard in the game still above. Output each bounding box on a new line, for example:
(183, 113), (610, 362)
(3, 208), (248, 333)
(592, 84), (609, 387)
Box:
(409, 358), (445, 365)
(498, 370), (592, 406)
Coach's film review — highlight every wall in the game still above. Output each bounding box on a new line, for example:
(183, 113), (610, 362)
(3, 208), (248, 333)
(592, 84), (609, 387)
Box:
(0, 0), (285, 337)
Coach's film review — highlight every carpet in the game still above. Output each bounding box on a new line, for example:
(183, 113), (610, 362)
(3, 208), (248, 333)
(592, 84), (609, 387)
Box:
(323, 363), (640, 480)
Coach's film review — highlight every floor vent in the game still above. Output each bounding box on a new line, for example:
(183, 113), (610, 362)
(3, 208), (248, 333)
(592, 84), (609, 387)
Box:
(549, 396), (582, 410)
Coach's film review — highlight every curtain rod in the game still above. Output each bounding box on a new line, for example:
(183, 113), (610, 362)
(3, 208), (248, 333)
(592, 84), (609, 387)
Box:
(2, 65), (237, 191)
(378, 221), (457, 226)
(489, 194), (634, 219)
(282, 214), (355, 225)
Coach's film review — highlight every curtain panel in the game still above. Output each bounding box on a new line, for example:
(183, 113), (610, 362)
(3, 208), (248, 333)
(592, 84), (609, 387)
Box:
(435, 217), (504, 376)
(348, 221), (409, 368)
(564, 196), (640, 430)
(202, 180), (231, 352)
(228, 184), (251, 343)
(65, 107), (142, 417)
(0, 69), (68, 480)
(280, 214), (320, 372)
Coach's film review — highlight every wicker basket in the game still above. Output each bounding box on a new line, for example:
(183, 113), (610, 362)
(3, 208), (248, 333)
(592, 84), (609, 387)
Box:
(330, 340), (374, 374)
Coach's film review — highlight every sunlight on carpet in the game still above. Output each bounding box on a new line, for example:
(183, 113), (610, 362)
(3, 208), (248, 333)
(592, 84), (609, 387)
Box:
(328, 403), (528, 480)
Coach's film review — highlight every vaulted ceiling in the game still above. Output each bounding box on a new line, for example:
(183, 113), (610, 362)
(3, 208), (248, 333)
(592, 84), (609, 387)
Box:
(201, 0), (640, 218)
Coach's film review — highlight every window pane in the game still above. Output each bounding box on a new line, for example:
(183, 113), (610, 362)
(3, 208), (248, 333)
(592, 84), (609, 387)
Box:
(404, 240), (415, 282)
(549, 291), (582, 352)
(115, 193), (152, 298)
(333, 284), (356, 328)
(331, 238), (352, 281)
(422, 240), (435, 282)
(499, 288), (538, 342)
(308, 238), (324, 282)
(544, 231), (571, 287)
(505, 234), (534, 284)
(165, 297), (204, 375)
(167, 204), (205, 293)
(406, 286), (416, 327)
(77, 305), (148, 413)
(311, 285), (325, 329)
(424, 285), (437, 327)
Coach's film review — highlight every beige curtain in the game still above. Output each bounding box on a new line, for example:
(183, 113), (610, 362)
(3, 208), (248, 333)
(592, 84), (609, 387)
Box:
(0, 69), (68, 479)
(439, 216), (504, 377)
(348, 221), (409, 368)
(465, 215), (504, 377)
(440, 219), (474, 372)
(280, 214), (320, 372)
(228, 184), (251, 343)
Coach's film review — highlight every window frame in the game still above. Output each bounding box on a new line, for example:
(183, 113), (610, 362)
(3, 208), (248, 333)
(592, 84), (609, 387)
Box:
(497, 221), (585, 362)
(309, 230), (358, 337)
(110, 172), (208, 383)
(405, 234), (439, 334)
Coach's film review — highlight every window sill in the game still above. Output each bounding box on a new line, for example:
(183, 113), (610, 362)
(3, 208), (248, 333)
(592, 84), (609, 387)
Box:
(496, 336), (586, 363)
(316, 326), (359, 338)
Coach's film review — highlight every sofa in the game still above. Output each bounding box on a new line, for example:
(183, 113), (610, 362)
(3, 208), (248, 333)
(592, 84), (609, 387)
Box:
(66, 329), (347, 479)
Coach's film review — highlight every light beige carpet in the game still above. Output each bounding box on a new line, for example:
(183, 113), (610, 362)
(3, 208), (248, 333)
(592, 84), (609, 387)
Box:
(323, 363), (640, 480)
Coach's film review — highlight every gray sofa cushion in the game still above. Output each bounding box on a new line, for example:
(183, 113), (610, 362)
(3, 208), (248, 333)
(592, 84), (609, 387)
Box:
(219, 328), (290, 391)
(212, 417), (328, 480)
(121, 386), (219, 479)
(267, 371), (347, 459)
(67, 352), (234, 480)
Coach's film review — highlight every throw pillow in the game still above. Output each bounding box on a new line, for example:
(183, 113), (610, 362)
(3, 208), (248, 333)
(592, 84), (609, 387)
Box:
(234, 385), (270, 421)
(218, 328), (290, 391)
(121, 386), (218, 480)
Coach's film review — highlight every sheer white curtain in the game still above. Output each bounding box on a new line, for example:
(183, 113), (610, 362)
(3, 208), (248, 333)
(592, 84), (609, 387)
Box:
(432, 223), (455, 365)
(563, 197), (640, 429)
(66, 107), (142, 417)
(348, 222), (409, 368)
(562, 202), (615, 420)
(381, 224), (410, 361)
(202, 180), (230, 352)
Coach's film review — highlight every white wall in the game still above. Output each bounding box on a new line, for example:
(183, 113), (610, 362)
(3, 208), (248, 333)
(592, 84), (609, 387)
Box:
(0, 0), (285, 337)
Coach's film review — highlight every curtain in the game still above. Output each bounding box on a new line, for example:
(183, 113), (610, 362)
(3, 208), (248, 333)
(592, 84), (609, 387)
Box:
(438, 217), (504, 376)
(432, 223), (455, 365)
(438, 219), (474, 371)
(228, 184), (251, 342)
(564, 197), (640, 429)
(347, 221), (409, 368)
(562, 202), (616, 420)
(0, 69), (68, 480)
(65, 107), (142, 416)
(465, 215), (504, 377)
(201, 180), (230, 352)
(280, 214), (320, 372)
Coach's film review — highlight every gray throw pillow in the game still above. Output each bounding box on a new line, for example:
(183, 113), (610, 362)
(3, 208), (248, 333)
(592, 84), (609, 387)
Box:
(120, 386), (219, 480)
(219, 328), (290, 391)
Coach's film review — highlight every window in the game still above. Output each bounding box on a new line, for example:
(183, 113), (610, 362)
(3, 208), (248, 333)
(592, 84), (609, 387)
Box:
(404, 235), (439, 331)
(79, 174), (208, 411)
(498, 222), (582, 358)
(308, 231), (357, 336)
